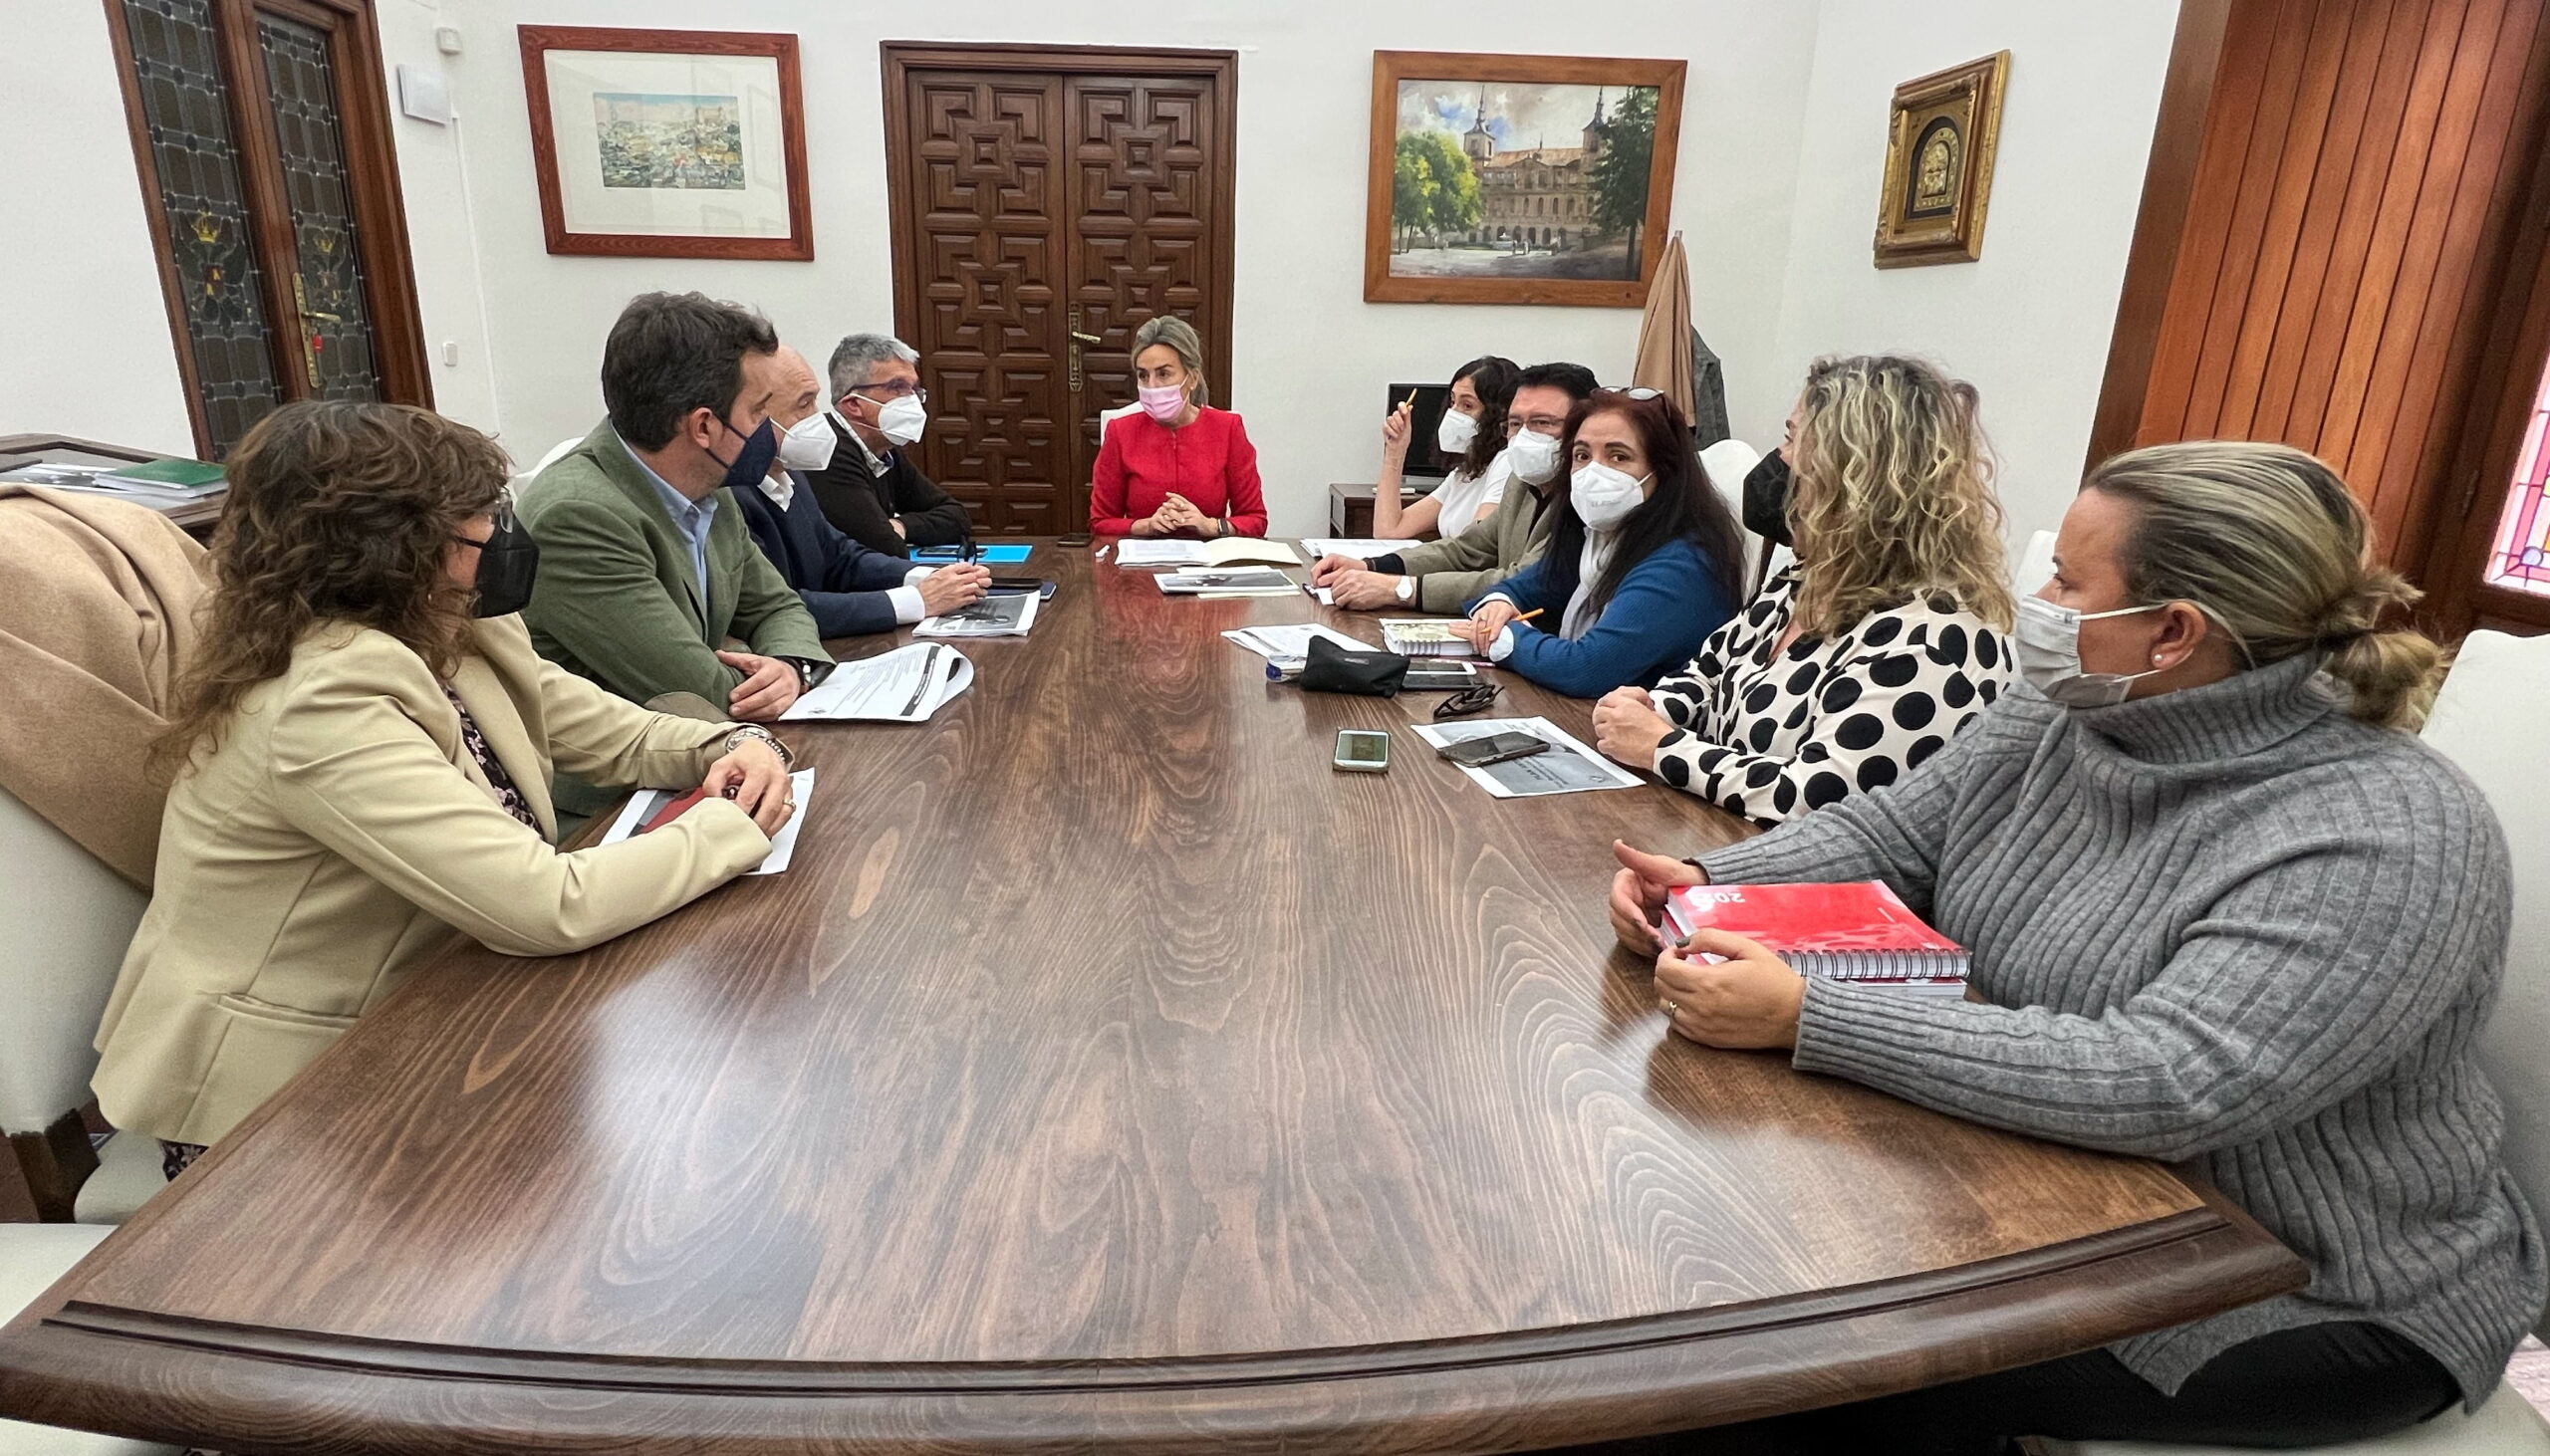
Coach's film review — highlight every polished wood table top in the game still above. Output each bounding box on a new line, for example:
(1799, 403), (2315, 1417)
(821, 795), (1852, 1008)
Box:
(0, 541), (2302, 1454)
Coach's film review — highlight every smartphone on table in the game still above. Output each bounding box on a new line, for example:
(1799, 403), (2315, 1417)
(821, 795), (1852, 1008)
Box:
(1333, 729), (1393, 774)
(1435, 731), (1548, 768)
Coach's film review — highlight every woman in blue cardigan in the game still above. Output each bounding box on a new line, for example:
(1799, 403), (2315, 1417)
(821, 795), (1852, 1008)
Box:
(1456, 388), (1743, 698)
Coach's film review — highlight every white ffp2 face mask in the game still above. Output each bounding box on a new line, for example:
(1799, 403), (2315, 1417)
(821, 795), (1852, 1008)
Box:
(2013, 594), (2168, 707)
(775, 411), (838, 471)
(847, 391), (928, 447)
(1569, 460), (1649, 532)
(1507, 428), (1563, 485)
(1436, 407), (1480, 456)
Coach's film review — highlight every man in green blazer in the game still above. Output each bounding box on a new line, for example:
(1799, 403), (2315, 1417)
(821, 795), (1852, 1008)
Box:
(519, 292), (831, 724)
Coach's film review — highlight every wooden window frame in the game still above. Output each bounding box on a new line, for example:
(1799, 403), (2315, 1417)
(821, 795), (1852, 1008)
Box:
(103, 0), (433, 459)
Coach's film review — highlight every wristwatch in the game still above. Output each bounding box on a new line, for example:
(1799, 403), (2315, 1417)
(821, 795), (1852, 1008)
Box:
(779, 656), (829, 691)
(1395, 576), (1416, 604)
(724, 724), (794, 769)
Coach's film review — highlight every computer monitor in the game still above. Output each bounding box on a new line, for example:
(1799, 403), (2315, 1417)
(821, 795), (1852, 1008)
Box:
(1386, 381), (1453, 484)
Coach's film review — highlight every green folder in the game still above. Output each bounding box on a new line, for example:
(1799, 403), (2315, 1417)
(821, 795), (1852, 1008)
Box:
(105, 458), (226, 491)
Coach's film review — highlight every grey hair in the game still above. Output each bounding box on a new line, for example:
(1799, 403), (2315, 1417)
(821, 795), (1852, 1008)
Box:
(826, 334), (920, 399)
(2085, 440), (2446, 730)
(1131, 315), (1209, 406)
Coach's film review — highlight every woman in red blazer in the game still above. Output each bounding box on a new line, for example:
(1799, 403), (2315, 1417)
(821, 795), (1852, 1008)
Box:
(1089, 316), (1267, 538)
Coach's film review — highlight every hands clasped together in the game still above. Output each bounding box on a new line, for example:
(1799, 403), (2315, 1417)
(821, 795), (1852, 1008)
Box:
(1607, 840), (1806, 1052)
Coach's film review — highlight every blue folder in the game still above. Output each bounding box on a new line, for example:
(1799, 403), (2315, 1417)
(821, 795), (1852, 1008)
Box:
(911, 544), (1032, 565)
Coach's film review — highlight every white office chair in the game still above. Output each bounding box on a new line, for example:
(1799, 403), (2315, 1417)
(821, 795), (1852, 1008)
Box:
(0, 792), (180, 1454)
(2045, 629), (2550, 1454)
(0, 788), (161, 1226)
(2015, 528), (2058, 597)
(1097, 401), (1142, 438)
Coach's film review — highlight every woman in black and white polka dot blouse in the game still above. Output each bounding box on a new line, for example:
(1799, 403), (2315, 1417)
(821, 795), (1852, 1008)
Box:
(1590, 356), (2014, 826)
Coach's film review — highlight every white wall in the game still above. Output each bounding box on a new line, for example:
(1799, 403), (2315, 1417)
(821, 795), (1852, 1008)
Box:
(1770, 0), (2180, 549)
(6, 0), (2179, 546)
(396, 0), (1823, 532)
(1, 0), (195, 453)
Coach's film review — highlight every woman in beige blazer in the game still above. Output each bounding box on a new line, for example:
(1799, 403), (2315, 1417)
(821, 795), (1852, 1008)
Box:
(93, 400), (797, 1168)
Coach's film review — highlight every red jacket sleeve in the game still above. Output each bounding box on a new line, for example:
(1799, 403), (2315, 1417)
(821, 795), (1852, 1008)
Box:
(1220, 414), (1267, 538)
(1090, 421), (1136, 536)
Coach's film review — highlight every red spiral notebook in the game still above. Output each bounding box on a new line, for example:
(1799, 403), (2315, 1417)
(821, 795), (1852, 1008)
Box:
(1663, 881), (1969, 997)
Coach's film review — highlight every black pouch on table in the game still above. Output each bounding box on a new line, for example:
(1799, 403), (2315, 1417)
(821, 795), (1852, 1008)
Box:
(1298, 636), (1408, 697)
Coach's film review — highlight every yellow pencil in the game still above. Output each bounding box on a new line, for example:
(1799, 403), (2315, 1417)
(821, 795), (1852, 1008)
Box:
(1514, 607), (1545, 624)
(1401, 387), (1418, 412)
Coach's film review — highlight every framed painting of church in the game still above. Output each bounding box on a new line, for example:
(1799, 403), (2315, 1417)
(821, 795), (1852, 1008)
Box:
(1873, 52), (2009, 268)
(1366, 51), (1686, 307)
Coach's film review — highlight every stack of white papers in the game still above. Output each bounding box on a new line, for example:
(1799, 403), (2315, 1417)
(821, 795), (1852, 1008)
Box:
(914, 592), (1039, 637)
(1411, 718), (1645, 799)
(781, 642), (971, 722)
(1116, 538), (1304, 570)
(1301, 538), (1421, 560)
(600, 769), (815, 874)
(1155, 567), (1298, 596)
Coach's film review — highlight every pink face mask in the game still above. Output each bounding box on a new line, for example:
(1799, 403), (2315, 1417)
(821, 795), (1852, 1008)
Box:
(1138, 383), (1188, 422)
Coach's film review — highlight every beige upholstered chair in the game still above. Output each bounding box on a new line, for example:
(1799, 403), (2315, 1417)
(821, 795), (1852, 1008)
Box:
(2046, 629), (2550, 1454)
(0, 787), (158, 1224)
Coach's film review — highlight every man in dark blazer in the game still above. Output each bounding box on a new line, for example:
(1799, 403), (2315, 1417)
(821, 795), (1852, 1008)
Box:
(737, 346), (989, 637)
(805, 333), (974, 557)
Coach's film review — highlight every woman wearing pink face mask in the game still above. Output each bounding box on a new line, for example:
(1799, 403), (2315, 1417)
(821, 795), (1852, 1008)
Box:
(1089, 315), (1267, 538)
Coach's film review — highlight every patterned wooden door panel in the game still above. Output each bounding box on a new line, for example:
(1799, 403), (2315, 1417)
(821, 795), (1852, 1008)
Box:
(1067, 76), (1221, 485)
(901, 75), (1069, 535)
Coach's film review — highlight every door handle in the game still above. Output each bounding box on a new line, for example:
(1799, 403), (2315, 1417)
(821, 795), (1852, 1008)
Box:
(1070, 331), (1101, 346)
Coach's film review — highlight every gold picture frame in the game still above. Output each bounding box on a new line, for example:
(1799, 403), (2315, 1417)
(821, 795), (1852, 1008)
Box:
(1874, 51), (2008, 268)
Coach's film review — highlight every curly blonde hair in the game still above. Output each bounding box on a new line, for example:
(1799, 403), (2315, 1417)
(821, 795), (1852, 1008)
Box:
(154, 400), (510, 777)
(2086, 441), (2445, 729)
(1787, 355), (2012, 637)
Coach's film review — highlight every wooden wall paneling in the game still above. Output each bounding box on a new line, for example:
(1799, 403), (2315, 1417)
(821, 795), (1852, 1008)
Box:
(2215, 2), (2357, 441)
(2087, 0), (2235, 469)
(2271, 0), (2433, 445)
(2244, 1), (2397, 441)
(2344, 0), (2518, 537)
(2129, 6), (2279, 448)
(2176, 0), (2323, 442)
(2316, 0), (2476, 486)
(2374, 0), (2550, 570)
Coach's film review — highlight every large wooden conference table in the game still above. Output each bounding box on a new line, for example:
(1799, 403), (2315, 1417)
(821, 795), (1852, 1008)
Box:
(0, 541), (2302, 1454)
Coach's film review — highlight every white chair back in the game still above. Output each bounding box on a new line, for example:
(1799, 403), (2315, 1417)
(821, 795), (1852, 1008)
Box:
(2015, 528), (2058, 597)
(532, 436), (584, 476)
(0, 788), (147, 1137)
(1097, 402), (1143, 438)
(1698, 439), (1782, 594)
(2422, 628), (2550, 1339)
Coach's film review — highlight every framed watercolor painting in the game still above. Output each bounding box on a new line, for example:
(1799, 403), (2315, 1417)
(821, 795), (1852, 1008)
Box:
(1873, 51), (2008, 268)
(518, 26), (814, 261)
(1367, 51), (1686, 307)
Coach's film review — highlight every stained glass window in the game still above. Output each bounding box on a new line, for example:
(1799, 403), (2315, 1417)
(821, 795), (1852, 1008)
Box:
(121, 0), (283, 456)
(258, 14), (381, 402)
(2486, 357), (2550, 599)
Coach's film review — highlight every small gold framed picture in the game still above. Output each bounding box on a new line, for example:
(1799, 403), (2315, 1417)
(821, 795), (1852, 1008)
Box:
(1874, 51), (2009, 268)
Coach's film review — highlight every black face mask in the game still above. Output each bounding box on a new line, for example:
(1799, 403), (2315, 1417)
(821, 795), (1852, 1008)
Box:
(1742, 450), (1793, 547)
(465, 510), (540, 618)
(709, 414), (780, 495)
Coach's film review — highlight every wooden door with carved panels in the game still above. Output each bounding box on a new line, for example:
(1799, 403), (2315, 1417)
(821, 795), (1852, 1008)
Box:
(885, 45), (1237, 535)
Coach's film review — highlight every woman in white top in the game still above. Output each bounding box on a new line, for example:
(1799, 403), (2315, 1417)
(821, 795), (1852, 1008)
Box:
(1371, 356), (1520, 541)
(1590, 355), (2015, 825)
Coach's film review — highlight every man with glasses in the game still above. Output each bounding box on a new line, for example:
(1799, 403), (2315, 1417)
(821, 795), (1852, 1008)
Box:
(517, 292), (829, 751)
(805, 333), (974, 557)
(1311, 362), (1599, 613)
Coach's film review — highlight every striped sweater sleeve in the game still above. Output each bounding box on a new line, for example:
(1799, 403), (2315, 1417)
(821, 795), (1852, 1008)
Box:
(1786, 774), (2511, 1162)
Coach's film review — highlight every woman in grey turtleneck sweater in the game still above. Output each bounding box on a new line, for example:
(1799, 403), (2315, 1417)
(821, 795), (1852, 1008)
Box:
(1609, 441), (2543, 1453)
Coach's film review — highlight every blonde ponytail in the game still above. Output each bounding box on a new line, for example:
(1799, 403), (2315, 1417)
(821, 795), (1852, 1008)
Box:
(2085, 441), (2448, 730)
